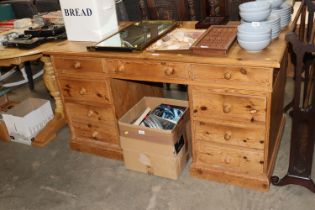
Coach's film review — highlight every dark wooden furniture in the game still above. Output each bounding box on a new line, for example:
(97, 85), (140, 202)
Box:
(139, 0), (195, 20)
(199, 0), (253, 21)
(227, 0), (252, 20)
(195, 0), (228, 28)
(199, 0), (227, 19)
(271, 0), (315, 193)
(195, 0), (252, 28)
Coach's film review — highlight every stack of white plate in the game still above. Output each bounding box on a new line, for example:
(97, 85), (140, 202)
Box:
(256, 0), (284, 9)
(237, 23), (272, 52)
(262, 14), (281, 39)
(239, 1), (271, 22)
(271, 2), (293, 29)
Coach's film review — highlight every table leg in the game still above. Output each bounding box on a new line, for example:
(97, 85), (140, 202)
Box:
(32, 56), (66, 147)
(24, 61), (34, 90)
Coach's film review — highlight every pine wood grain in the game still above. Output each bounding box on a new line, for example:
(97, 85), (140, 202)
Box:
(104, 59), (190, 85)
(190, 87), (267, 124)
(190, 64), (273, 92)
(194, 120), (265, 150)
(190, 162), (269, 192)
(58, 78), (111, 106)
(71, 140), (123, 160)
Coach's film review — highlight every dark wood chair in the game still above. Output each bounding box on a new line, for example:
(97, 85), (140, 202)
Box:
(138, 0), (196, 20)
(271, 0), (315, 193)
(226, 0), (252, 20)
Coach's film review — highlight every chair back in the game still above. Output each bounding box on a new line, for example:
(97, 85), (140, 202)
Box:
(283, 0), (315, 180)
(286, 0), (315, 111)
(139, 0), (195, 20)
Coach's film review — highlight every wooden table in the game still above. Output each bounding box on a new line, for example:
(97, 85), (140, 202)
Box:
(0, 37), (67, 146)
(43, 21), (288, 191)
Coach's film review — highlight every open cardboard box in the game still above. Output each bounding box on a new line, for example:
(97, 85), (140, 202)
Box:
(118, 97), (189, 145)
(120, 134), (189, 180)
(2, 98), (53, 145)
(118, 97), (191, 179)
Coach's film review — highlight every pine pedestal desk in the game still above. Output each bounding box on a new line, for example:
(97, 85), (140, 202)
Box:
(43, 23), (288, 191)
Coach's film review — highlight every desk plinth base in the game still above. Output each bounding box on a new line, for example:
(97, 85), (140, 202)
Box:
(32, 114), (66, 147)
(190, 164), (269, 191)
(70, 140), (123, 160)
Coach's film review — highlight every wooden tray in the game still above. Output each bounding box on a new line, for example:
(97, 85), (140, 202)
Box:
(191, 25), (237, 56)
(146, 28), (205, 54)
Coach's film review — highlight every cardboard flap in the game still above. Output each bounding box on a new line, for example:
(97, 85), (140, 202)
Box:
(3, 98), (49, 118)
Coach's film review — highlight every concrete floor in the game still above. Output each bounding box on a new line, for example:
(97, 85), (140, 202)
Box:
(0, 77), (315, 210)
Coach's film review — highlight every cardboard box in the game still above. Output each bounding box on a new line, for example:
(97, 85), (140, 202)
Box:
(1, 98), (54, 145)
(119, 97), (190, 179)
(119, 97), (189, 145)
(121, 136), (189, 180)
(59, 0), (118, 41)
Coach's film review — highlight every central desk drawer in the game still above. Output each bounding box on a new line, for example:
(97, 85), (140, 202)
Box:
(59, 78), (111, 105)
(190, 64), (272, 90)
(54, 57), (103, 75)
(104, 59), (189, 82)
(191, 88), (267, 123)
(194, 121), (265, 150)
(196, 141), (264, 174)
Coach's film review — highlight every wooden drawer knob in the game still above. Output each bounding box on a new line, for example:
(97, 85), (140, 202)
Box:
(92, 131), (99, 139)
(79, 87), (87, 95)
(74, 61), (81, 69)
(224, 157), (232, 164)
(249, 109), (257, 114)
(87, 110), (94, 117)
(224, 72), (232, 80)
(116, 65), (125, 73)
(240, 68), (247, 75)
(164, 67), (175, 76)
(223, 104), (232, 113)
(224, 131), (232, 141)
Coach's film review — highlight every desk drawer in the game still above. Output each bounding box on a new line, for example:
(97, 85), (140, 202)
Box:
(65, 103), (116, 124)
(54, 57), (103, 75)
(196, 141), (264, 174)
(194, 121), (265, 150)
(191, 88), (266, 123)
(59, 78), (111, 105)
(104, 59), (189, 82)
(191, 64), (272, 89)
(71, 121), (119, 145)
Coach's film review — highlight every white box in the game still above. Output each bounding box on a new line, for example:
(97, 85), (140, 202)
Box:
(59, 0), (119, 42)
(1, 98), (54, 145)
